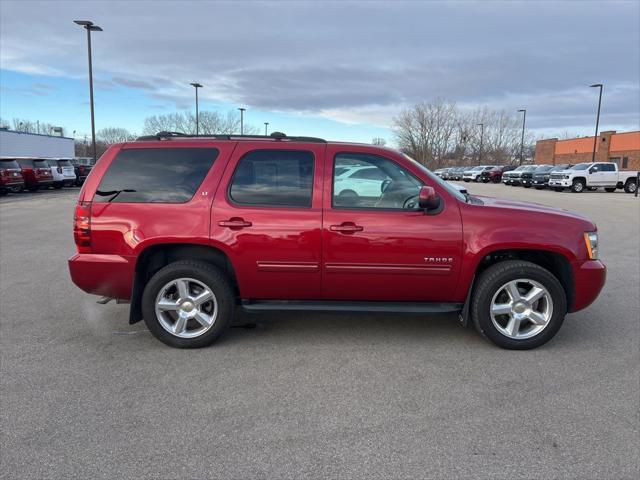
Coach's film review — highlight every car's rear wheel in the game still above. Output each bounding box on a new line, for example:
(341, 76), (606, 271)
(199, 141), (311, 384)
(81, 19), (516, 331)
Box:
(142, 261), (234, 348)
(624, 179), (637, 194)
(493, 176), (501, 183)
(571, 179), (585, 193)
(471, 260), (567, 349)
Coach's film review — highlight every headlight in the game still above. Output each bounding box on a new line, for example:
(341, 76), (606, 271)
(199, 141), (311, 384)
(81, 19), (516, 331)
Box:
(584, 231), (598, 260)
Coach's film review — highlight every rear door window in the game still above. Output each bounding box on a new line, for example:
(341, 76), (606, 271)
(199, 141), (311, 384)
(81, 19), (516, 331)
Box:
(228, 150), (314, 207)
(0, 159), (20, 169)
(94, 148), (218, 203)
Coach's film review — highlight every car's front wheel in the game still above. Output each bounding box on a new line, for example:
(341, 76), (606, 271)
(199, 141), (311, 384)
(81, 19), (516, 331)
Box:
(142, 261), (234, 348)
(471, 260), (567, 349)
(571, 179), (585, 193)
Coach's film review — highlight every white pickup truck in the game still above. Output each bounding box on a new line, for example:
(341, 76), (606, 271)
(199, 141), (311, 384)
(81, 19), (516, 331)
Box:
(548, 162), (638, 193)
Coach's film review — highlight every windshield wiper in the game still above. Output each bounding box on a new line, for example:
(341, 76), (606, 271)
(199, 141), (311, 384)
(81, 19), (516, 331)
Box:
(95, 189), (136, 202)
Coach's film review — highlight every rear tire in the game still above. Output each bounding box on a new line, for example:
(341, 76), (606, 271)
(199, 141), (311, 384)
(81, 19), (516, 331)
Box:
(471, 260), (567, 350)
(624, 179), (637, 194)
(571, 179), (585, 193)
(142, 261), (234, 348)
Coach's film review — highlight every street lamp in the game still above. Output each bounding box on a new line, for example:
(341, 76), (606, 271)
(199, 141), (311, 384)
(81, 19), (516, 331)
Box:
(189, 83), (203, 135)
(517, 109), (527, 165)
(264, 122), (269, 136)
(590, 84), (603, 163)
(74, 20), (102, 163)
(238, 108), (246, 135)
(477, 123), (484, 165)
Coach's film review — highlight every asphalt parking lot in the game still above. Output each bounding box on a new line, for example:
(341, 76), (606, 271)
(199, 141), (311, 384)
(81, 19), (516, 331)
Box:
(1, 184), (638, 479)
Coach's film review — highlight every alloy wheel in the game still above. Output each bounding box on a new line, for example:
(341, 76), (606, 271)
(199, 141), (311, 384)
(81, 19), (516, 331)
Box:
(490, 279), (553, 340)
(154, 277), (218, 338)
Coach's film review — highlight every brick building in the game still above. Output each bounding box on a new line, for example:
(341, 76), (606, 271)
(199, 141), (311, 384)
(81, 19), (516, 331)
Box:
(534, 130), (640, 170)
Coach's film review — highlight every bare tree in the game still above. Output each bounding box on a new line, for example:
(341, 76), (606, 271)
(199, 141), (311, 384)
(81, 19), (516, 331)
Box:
(143, 110), (258, 136)
(10, 118), (57, 135)
(97, 127), (136, 145)
(371, 137), (387, 146)
(393, 99), (458, 168)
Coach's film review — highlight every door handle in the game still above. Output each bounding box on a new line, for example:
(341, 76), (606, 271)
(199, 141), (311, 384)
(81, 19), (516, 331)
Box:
(218, 218), (252, 229)
(330, 222), (363, 233)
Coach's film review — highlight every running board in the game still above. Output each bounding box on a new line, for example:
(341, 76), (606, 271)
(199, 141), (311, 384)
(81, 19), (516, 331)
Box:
(241, 300), (462, 314)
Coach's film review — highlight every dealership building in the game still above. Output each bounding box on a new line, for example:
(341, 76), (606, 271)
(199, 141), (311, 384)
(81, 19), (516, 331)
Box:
(535, 130), (640, 170)
(0, 128), (75, 158)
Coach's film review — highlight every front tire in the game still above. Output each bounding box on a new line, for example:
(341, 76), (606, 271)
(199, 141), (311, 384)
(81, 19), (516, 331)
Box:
(571, 179), (585, 193)
(471, 260), (567, 350)
(142, 261), (234, 348)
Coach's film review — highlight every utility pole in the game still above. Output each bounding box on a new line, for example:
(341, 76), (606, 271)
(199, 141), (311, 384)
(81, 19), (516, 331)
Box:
(517, 109), (527, 165)
(74, 20), (103, 163)
(238, 108), (246, 135)
(190, 83), (203, 134)
(264, 122), (269, 136)
(590, 84), (603, 162)
(477, 123), (484, 165)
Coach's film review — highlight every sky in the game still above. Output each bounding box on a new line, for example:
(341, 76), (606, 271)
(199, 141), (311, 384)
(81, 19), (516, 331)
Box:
(1, 0), (639, 144)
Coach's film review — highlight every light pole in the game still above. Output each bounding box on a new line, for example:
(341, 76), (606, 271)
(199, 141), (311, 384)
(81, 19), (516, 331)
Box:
(517, 109), (527, 165)
(189, 83), (203, 135)
(238, 108), (246, 135)
(590, 84), (603, 162)
(74, 20), (102, 163)
(477, 123), (484, 165)
(264, 122), (269, 136)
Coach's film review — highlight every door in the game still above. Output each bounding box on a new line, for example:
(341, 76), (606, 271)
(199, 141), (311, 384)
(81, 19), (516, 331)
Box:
(321, 146), (463, 301)
(210, 143), (325, 300)
(599, 163), (618, 185)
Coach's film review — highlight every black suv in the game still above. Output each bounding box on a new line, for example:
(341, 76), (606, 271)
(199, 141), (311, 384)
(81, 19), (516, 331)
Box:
(532, 165), (571, 189)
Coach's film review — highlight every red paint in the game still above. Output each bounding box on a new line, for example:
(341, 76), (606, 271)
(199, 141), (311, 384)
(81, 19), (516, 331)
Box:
(69, 139), (606, 314)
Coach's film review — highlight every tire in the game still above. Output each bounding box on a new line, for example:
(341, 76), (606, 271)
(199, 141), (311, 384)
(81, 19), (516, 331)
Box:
(141, 261), (234, 348)
(523, 184), (531, 188)
(604, 187), (616, 193)
(470, 260), (567, 350)
(571, 179), (585, 193)
(493, 177), (501, 183)
(624, 179), (637, 194)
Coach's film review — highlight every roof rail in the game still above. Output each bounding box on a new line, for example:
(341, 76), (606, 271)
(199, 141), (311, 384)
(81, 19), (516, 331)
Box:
(135, 131), (326, 143)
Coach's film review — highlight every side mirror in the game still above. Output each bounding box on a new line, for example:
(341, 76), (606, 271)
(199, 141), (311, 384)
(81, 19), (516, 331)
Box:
(418, 186), (441, 210)
(590, 167), (598, 173)
(380, 179), (392, 193)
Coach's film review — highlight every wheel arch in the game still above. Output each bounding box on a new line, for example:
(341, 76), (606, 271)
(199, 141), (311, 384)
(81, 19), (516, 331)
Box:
(468, 248), (574, 313)
(129, 243), (238, 324)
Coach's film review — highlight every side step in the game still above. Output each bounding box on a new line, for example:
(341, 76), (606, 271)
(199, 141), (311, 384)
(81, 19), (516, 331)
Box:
(241, 300), (462, 314)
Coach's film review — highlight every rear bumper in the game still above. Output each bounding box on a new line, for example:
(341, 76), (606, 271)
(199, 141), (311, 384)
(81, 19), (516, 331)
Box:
(68, 253), (136, 299)
(570, 260), (606, 312)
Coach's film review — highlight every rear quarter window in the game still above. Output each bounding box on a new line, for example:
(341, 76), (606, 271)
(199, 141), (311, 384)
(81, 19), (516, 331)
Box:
(94, 148), (218, 203)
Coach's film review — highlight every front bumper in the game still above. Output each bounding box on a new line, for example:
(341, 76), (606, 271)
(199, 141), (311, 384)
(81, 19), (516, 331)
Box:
(549, 179), (571, 187)
(68, 253), (135, 299)
(570, 259), (606, 312)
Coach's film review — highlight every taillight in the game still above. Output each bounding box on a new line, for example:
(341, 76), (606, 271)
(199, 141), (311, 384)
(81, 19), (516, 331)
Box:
(57, 166), (63, 174)
(74, 201), (92, 253)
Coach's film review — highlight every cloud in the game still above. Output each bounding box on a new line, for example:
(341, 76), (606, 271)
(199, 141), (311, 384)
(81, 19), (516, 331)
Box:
(0, 0), (638, 133)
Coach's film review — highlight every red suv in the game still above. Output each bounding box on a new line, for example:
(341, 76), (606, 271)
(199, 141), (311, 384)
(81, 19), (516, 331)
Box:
(0, 157), (25, 194)
(69, 132), (606, 350)
(16, 158), (54, 191)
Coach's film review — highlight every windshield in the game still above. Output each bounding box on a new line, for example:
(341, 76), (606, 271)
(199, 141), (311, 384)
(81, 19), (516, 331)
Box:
(402, 154), (466, 202)
(535, 166), (553, 173)
(571, 163), (591, 170)
(513, 166), (526, 171)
